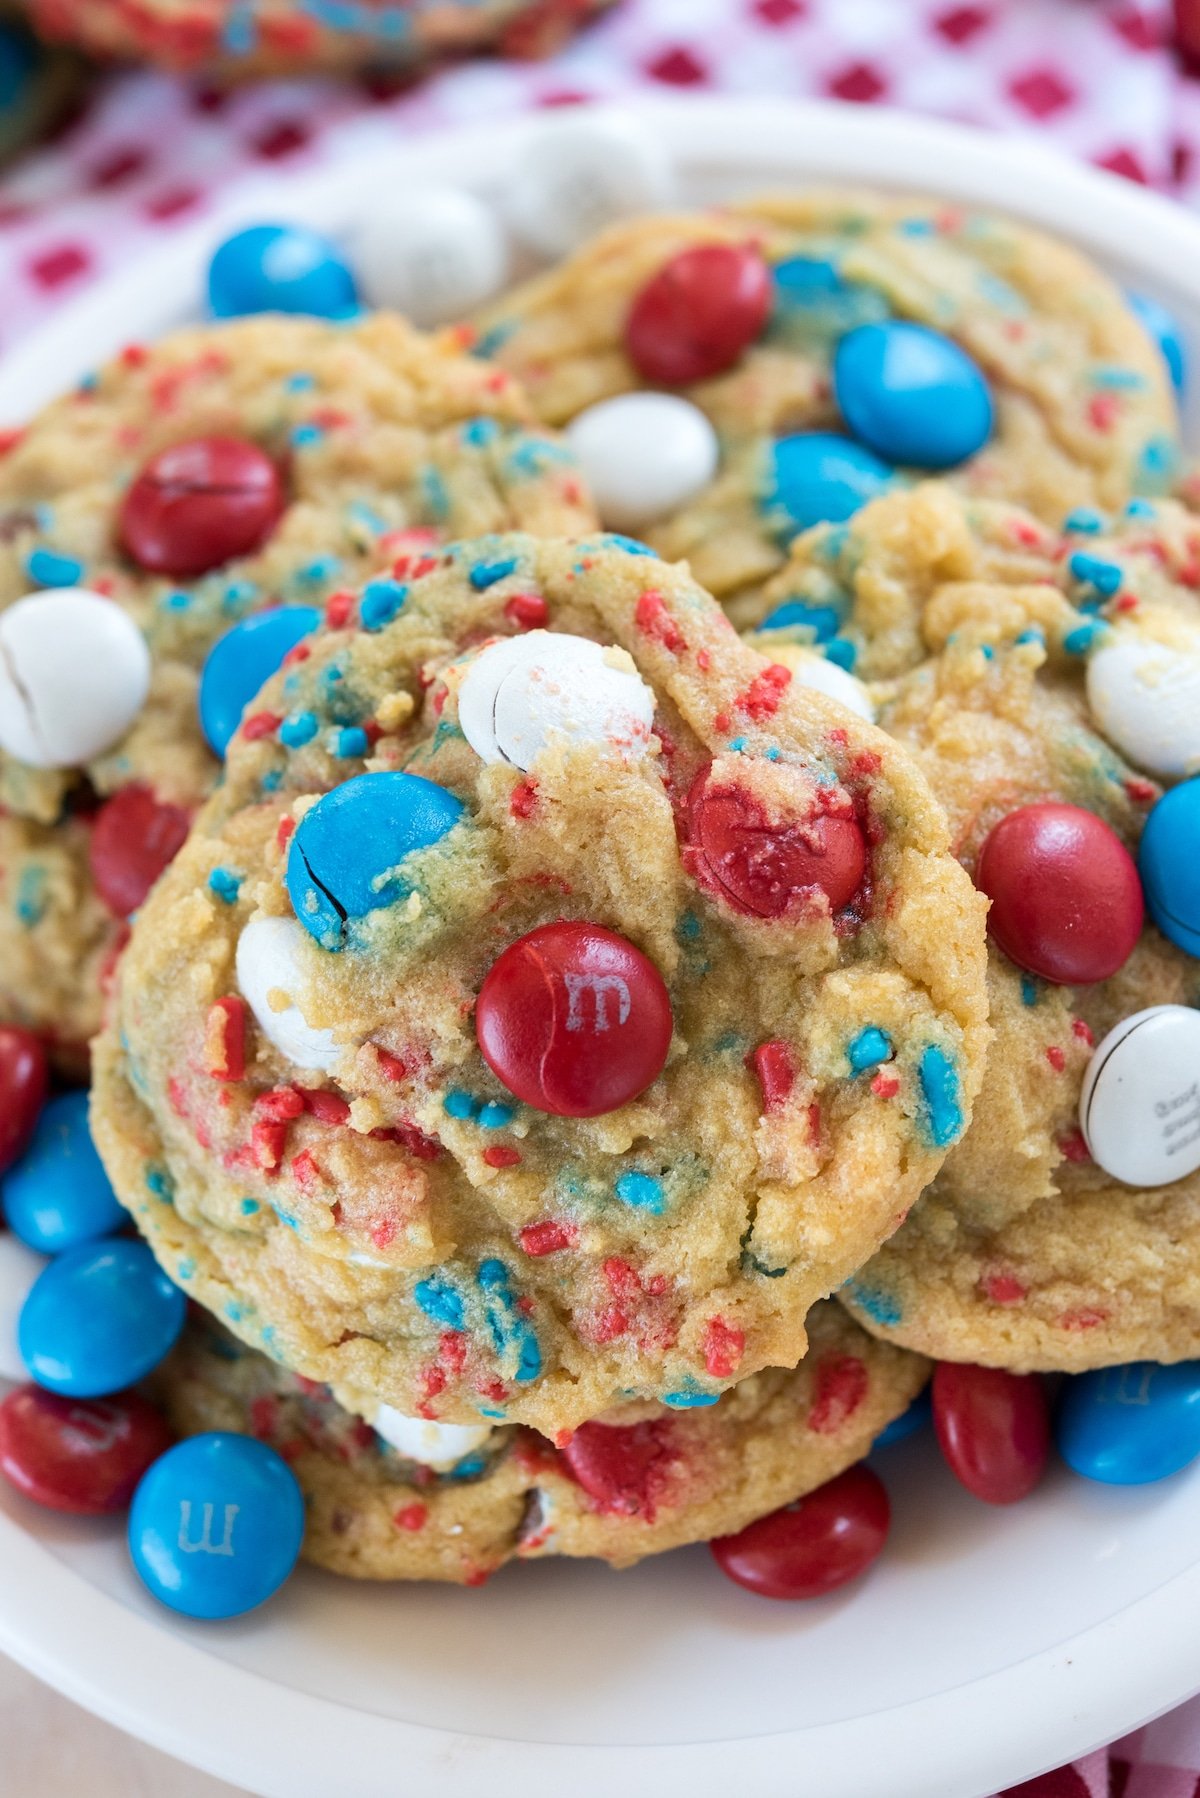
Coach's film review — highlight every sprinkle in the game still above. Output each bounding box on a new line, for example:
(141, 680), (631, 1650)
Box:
(807, 1354), (868, 1434)
(393, 1502), (428, 1531)
(470, 556), (519, 591)
(240, 1197), (260, 1215)
(483, 1145), (521, 1168)
(598, 534), (657, 557)
(331, 726), (368, 758)
(443, 1088), (478, 1120)
(280, 711), (318, 748)
(635, 589), (687, 654)
(843, 1278), (902, 1327)
(662, 1388), (720, 1409)
(284, 373), (316, 392)
(824, 637), (858, 670)
(614, 1170), (666, 1213)
(26, 546), (84, 586)
(760, 598), (841, 640)
(413, 1277), (465, 1332)
(477, 1259), (541, 1383)
(291, 422), (324, 447)
(702, 1316), (745, 1380)
(749, 1039), (795, 1112)
(205, 996), (247, 1081)
(478, 1101), (514, 1130)
(1046, 1045), (1066, 1072)
(241, 711), (283, 741)
(918, 1044), (963, 1147)
(1063, 620), (1105, 655)
(208, 867), (243, 905)
(1068, 551), (1123, 596)
(847, 1026), (892, 1072)
(519, 1220), (578, 1257)
(983, 1271), (1027, 1305)
(15, 867), (45, 925)
(1062, 508), (1104, 535)
(504, 592), (548, 629)
(360, 579), (408, 631)
(1020, 975), (1040, 1006)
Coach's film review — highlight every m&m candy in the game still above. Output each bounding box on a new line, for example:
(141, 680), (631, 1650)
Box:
(1079, 1005), (1200, 1187)
(208, 223), (358, 320)
(1087, 638), (1200, 779)
(625, 243), (772, 386)
(566, 393), (719, 531)
(684, 764), (867, 919)
(0, 589), (151, 769)
(89, 784), (191, 918)
(119, 436), (284, 580)
(1138, 780), (1200, 956)
(235, 915), (339, 1072)
(1057, 1361), (1200, 1484)
(199, 604), (321, 757)
(975, 802), (1143, 985)
(505, 113), (673, 260)
(372, 1406), (494, 1470)
(286, 771), (465, 951)
(457, 631), (655, 771)
(475, 920), (673, 1117)
(931, 1362), (1050, 1505)
(0, 1027), (48, 1176)
(874, 1382), (932, 1449)
(710, 1466), (890, 1599)
(2, 1090), (124, 1256)
(128, 1432), (305, 1619)
(559, 1416), (676, 1516)
(833, 321), (993, 469)
(767, 431), (893, 535)
(0, 1385), (173, 1515)
(354, 187), (509, 326)
(19, 1239), (186, 1398)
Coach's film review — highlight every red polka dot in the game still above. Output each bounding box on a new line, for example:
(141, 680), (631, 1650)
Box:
(826, 61), (889, 102)
(1110, 4), (1162, 50)
(252, 119), (311, 160)
(933, 5), (991, 44)
(753, 0), (805, 23)
(645, 46), (709, 85)
(1008, 68), (1076, 119)
(88, 146), (152, 190)
(998, 1769), (1092, 1798)
(28, 244), (91, 290)
(144, 185), (202, 221)
(1096, 146), (1150, 183)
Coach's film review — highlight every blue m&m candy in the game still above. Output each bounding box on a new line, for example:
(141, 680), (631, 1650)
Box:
(208, 224), (358, 321)
(874, 1383), (932, 1449)
(833, 321), (993, 469)
(1128, 291), (1187, 395)
(286, 770), (465, 951)
(1138, 780), (1200, 957)
(129, 1433), (305, 1619)
(1057, 1362), (1200, 1484)
(767, 431), (892, 535)
(2, 1091), (124, 1256)
(199, 605), (322, 757)
(19, 1240), (186, 1398)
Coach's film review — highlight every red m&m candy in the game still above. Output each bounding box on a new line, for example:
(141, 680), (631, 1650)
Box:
(975, 802), (1143, 985)
(625, 244), (772, 386)
(684, 765), (867, 919)
(119, 436), (284, 578)
(89, 783), (192, 919)
(0, 1384), (173, 1515)
(559, 1416), (677, 1518)
(932, 1362), (1050, 1505)
(710, 1465), (890, 1600)
(475, 921), (673, 1117)
(0, 1027), (48, 1176)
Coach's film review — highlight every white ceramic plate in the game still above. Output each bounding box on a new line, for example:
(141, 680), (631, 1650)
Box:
(4, 96), (1200, 1798)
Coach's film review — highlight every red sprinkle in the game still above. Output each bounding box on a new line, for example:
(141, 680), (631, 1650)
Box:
(519, 1219), (578, 1257)
(205, 997), (247, 1081)
(749, 1039), (796, 1112)
(635, 589), (687, 654)
(702, 1315), (745, 1380)
(807, 1355), (869, 1435)
(982, 1271), (1027, 1306)
(394, 1502), (428, 1531)
(324, 590), (355, 629)
(504, 593), (549, 630)
(241, 711), (283, 742)
(509, 779), (539, 819)
(1045, 1045), (1066, 1072)
(483, 1145), (522, 1168)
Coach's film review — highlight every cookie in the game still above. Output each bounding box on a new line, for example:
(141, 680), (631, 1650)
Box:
(19, 0), (612, 78)
(472, 196), (1177, 627)
(0, 312), (594, 1058)
(91, 532), (989, 1437)
(155, 1299), (928, 1582)
(757, 484), (1200, 1369)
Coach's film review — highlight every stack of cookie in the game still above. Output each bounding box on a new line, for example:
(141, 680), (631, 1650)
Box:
(2, 171), (1197, 1610)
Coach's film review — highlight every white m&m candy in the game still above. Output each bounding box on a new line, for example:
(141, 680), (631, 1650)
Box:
(353, 188), (509, 327)
(236, 914), (340, 1072)
(1079, 1005), (1200, 1187)
(1086, 637), (1200, 778)
(0, 588), (151, 768)
(505, 114), (674, 260)
(458, 631), (655, 771)
(771, 645), (875, 722)
(372, 1405), (494, 1469)
(0, 1232), (47, 1382)
(566, 394), (719, 531)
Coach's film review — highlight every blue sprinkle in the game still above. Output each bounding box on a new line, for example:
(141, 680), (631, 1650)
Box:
(443, 1089), (478, 1121)
(1125, 497), (1157, 519)
(470, 556), (519, 591)
(677, 910), (702, 941)
(476, 1258), (541, 1384)
(1068, 552), (1123, 597)
(162, 589), (192, 611)
(477, 1102), (514, 1130)
(824, 637), (858, 670)
(446, 1449), (491, 1476)
(240, 1198), (260, 1215)
(280, 710), (319, 748)
(331, 726), (368, 758)
(597, 534), (658, 558)
(177, 1257), (197, 1281)
(360, 579), (408, 632)
(222, 580), (260, 616)
(918, 1044), (964, 1147)
(261, 770), (282, 793)
(1139, 434), (1177, 483)
(26, 546), (84, 586)
(474, 1409), (505, 1424)
(1091, 366), (1146, 390)
(146, 1167), (174, 1200)
(843, 1278), (903, 1327)
(662, 1389), (720, 1409)
(413, 1277), (465, 1332)
(760, 598), (842, 640)
(848, 1026), (892, 1073)
(284, 372), (316, 392)
(291, 422), (325, 448)
(294, 556), (340, 589)
(1020, 975), (1040, 1007)
(15, 866), (45, 925)
(614, 1171), (666, 1214)
(471, 323), (515, 359)
(462, 417), (499, 447)
(208, 867), (243, 905)
(1063, 620), (1106, 655)
(1062, 507), (1104, 535)
(728, 736), (749, 753)
(1015, 627), (1045, 647)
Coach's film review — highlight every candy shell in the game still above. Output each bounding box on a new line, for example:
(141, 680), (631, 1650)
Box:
(458, 631), (655, 771)
(684, 763), (867, 919)
(208, 223), (357, 320)
(19, 1239), (186, 1398)
(1057, 1361), (1200, 1484)
(975, 802), (1143, 985)
(89, 784), (191, 918)
(3, 1090), (124, 1255)
(626, 243), (772, 386)
(199, 605), (321, 757)
(0, 589), (151, 769)
(0, 1385), (173, 1515)
(1138, 780), (1200, 956)
(0, 1232), (46, 1382)
(0, 1027), (48, 1176)
(504, 114), (673, 260)
(710, 1465), (890, 1600)
(566, 393), (719, 530)
(235, 914), (340, 1072)
(1087, 637), (1200, 778)
(559, 1416), (676, 1516)
(834, 322), (993, 469)
(119, 436), (284, 580)
(1128, 290), (1186, 394)
(476, 920), (673, 1118)
(128, 1432), (304, 1619)
(931, 1363), (1050, 1505)
(286, 770), (464, 951)
(1079, 1004), (1200, 1187)
(372, 1406), (494, 1469)
(354, 188), (508, 326)
(772, 647), (874, 722)
(767, 432), (893, 534)
(874, 1383), (932, 1449)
